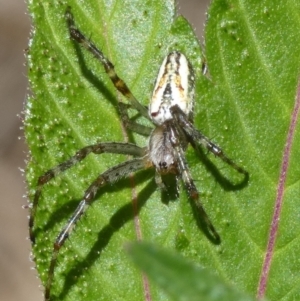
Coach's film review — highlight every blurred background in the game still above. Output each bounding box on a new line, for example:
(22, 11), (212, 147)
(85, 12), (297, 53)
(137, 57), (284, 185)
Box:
(0, 0), (209, 300)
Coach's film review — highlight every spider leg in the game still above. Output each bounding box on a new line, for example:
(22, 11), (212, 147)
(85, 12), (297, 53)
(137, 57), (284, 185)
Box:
(44, 157), (148, 301)
(119, 102), (153, 136)
(65, 7), (149, 119)
(167, 122), (220, 241)
(30, 142), (145, 244)
(170, 105), (248, 175)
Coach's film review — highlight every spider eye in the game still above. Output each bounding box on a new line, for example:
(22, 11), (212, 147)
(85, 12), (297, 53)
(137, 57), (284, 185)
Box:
(159, 161), (167, 169)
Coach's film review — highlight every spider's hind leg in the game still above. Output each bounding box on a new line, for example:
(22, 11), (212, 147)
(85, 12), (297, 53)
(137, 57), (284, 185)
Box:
(119, 102), (153, 136)
(65, 6), (149, 119)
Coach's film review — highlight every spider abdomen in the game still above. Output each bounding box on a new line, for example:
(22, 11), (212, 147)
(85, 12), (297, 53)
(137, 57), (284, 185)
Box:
(149, 51), (195, 125)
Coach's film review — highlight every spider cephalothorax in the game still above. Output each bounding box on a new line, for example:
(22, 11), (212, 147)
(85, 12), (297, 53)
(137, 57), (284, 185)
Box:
(29, 7), (247, 301)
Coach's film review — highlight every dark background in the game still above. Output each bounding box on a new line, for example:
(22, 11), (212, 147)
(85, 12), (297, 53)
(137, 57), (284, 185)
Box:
(0, 0), (210, 300)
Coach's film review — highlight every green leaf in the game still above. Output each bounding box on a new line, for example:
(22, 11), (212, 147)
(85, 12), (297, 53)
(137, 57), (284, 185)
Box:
(25, 0), (300, 301)
(202, 1), (300, 300)
(26, 1), (204, 301)
(127, 241), (263, 301)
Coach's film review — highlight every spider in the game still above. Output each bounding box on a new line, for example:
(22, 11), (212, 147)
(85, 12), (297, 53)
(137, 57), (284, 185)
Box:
(29, 7), (248, 301)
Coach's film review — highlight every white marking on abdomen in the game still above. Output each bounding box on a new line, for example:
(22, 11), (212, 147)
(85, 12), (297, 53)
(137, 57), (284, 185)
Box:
(149, 51), (195, 125)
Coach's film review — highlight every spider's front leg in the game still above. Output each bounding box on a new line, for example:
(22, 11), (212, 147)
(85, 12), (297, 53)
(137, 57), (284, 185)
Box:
(170, 105), (248, 176)
(29, 142), (144, 244)
(31, 144), (146, 300)
(43, 157), (148, 301)
(167, 122), (220, 242)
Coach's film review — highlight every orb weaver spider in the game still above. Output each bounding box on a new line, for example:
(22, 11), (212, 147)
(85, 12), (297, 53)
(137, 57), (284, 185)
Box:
(29, 6), (248, 301)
